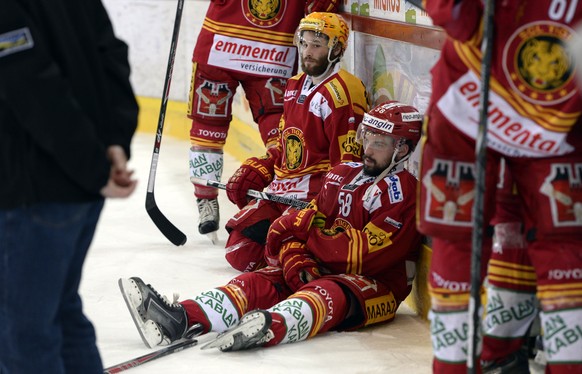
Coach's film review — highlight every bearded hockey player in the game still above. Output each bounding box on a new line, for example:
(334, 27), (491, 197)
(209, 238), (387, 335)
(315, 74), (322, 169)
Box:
(119, 101), (423, 352)
(188, 1), (339, 241)
(221, 11), (368, 272)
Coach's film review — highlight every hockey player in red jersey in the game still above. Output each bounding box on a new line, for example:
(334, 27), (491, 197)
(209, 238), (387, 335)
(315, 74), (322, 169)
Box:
(119, 101), (423, 352)
(221, 12), (369, 272)
(417, 1), (582, 373)
(189, 1), (339, 240)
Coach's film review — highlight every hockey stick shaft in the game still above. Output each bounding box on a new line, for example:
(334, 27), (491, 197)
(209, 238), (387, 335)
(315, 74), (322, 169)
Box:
(145, 0), (187, 246)
(190, 177), (310, 210)
(103, 338), (198, 373)
(467, 0), (495, 371)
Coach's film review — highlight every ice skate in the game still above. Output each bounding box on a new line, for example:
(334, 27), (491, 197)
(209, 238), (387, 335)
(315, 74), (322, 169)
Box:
(196, 198), (219, 244)
(481, 348), (530, 374)
(201, 310), (274, 351)
(118, 277), (190, 348)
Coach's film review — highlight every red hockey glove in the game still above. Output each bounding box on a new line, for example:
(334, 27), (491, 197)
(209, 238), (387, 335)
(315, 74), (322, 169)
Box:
(226, 155), (274, 209)
(280, 241), (321, 292)
(305, 0), (339, 13)
(265, 201), (326, 261)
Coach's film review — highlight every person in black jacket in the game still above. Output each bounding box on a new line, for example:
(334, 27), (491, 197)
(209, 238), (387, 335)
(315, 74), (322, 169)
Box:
(0, 1), (138, 373)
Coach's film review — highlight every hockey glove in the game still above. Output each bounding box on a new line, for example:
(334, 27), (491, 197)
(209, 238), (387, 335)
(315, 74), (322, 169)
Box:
(280, 241), (321, 292)
(265, 201), (326, 261)
(226, 155), (274, 209)
(305, 0), (339, 13)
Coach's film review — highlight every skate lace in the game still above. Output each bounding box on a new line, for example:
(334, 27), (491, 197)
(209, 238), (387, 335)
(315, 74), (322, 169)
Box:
(147, 283), (182, 310)
(197, 199), (219, 223)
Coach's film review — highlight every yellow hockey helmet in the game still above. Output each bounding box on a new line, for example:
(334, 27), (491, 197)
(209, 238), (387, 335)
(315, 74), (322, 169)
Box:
(294, 12), (349, 55)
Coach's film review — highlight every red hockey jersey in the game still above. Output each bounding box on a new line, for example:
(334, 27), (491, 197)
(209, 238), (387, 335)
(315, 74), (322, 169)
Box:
(193, 1), (305, 79)
(265, 66), (369, 200)
(305, 162), (422, 297)
(426, 0), (582, 158)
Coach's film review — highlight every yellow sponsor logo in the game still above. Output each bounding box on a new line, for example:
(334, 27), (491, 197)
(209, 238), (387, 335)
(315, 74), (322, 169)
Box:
(365, 294), (397, 325)
(326, 78), (347, 108)
(363, 222), (392, 252)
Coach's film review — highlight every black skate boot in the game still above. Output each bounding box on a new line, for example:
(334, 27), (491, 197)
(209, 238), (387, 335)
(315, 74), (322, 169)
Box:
(481, 347), (530, 374)
(201, 310), (274, 352)
(118, 277), (190, 348)
(196, 198), (219, 243)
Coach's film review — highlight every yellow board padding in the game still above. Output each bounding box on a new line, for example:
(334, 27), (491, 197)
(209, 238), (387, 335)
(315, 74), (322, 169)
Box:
(136, 96), (265, 162)
(136, 96), (432, 320)
(404, 244), (432, 320)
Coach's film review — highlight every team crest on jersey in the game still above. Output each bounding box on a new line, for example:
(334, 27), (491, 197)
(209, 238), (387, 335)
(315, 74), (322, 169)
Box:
(242, 0), (284, 27)
(503, 21), (577, 105)
(265, 78), (286, 106)
(282, 127), (304, 170)
(540, 163), (582, 227)
(329, 218), (352, 234)
(195, 80), (233, 117)
(422, 159), (475, 226)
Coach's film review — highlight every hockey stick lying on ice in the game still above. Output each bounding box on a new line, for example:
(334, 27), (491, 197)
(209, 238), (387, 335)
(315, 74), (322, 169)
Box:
(103, 324), (206, 374)
(103, 337), (198, 373)
(190, 177), (310, 210)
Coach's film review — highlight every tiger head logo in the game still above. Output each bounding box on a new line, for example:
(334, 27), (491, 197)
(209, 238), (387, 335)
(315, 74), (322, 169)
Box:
(249, 0), (280, 20)
(285, 135), (303, 170)
(504, 21), (577, 105)
(518, 37), (571, 91)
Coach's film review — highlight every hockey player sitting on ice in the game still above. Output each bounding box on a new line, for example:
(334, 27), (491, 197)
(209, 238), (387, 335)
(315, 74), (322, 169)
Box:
(220, 12), (368, 272)
(119, 101), (423, 352)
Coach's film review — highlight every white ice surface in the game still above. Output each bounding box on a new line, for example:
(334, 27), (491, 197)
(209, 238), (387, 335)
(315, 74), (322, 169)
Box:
(81, 133), (433, 373)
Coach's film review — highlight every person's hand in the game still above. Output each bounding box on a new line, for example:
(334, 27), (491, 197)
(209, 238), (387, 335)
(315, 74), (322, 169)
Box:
(226, 156), (273, 209)
(265, 201), (326, 260)
(100, 145), (137, 198)
(279, 241), (321, 291)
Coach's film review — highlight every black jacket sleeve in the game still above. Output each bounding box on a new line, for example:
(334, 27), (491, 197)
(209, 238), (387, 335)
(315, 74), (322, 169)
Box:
(0, 0), (138, 204)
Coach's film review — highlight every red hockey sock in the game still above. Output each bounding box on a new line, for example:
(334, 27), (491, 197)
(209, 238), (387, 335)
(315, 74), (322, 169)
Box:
(181, 299), (211, 333)
(263, 312), (287, 347)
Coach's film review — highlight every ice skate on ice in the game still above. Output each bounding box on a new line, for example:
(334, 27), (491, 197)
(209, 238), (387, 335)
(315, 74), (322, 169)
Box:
(196, 198), (219, 244)
(118, 277), (190, 348)
(201, 310), (274, 351)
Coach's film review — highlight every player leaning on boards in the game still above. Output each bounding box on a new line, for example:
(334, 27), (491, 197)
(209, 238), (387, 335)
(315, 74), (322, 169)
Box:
(416, 1), (582, 373)
(188, 0), (339, 242)
(220, 12), (369, 272)
(119, 101), (423, 352)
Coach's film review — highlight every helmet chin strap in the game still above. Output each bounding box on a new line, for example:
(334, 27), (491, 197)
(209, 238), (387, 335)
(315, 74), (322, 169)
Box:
(362, 139), (411, 202)
(311, 46), (341, 82)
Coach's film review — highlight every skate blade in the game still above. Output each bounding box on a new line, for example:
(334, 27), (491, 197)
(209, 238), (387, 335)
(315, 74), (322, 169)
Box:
(206, 231), (218, 245)
(118, 278), (160, 349)
(200, 312), (269, 351)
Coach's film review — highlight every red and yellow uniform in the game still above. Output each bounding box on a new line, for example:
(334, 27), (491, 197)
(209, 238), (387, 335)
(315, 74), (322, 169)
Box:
(225, 65), (368, 272)
(189, 1), (339, 207)
(418, 1), (582, 372)
(182, 160), (421, 344)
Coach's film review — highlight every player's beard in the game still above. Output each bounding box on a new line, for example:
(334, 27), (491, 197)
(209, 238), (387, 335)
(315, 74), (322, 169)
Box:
(362, 155), (391, 177)
(300, 53), (329, 77)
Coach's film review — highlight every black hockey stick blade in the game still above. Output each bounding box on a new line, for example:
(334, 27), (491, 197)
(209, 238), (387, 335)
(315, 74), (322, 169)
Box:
(146, 192), (187, 246)
(103, 337), (199, 373)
